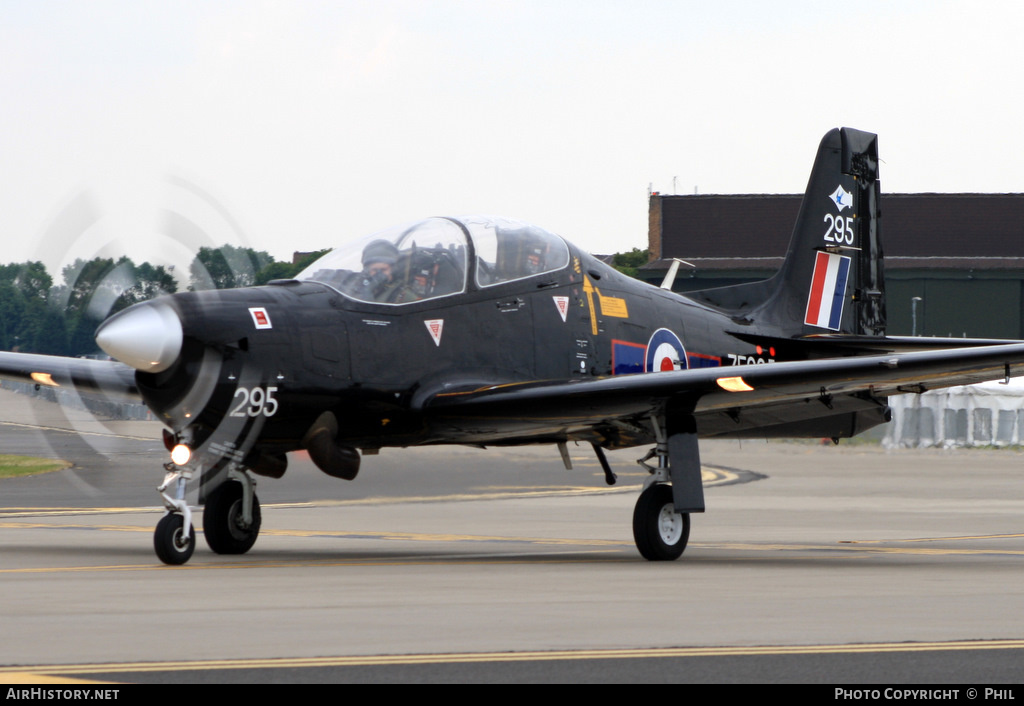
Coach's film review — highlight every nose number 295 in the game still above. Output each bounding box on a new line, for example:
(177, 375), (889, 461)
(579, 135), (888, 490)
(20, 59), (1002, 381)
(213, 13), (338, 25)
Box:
(230, 386), (280, 417)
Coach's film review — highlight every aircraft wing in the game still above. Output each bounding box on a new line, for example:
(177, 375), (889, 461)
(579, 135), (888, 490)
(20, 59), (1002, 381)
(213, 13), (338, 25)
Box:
(417, 343), (1024, 442)
(729, 332), (1024, 357)
(0, 351), (139, 401)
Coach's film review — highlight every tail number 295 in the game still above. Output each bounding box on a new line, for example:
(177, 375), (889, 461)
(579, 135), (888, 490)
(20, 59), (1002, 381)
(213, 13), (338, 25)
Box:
(823, 214), (855, 245)
(230, 386), (280, 417)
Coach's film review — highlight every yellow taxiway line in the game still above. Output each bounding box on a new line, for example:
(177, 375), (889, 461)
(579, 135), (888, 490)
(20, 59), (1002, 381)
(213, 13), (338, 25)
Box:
(4, 639), (1024, 679)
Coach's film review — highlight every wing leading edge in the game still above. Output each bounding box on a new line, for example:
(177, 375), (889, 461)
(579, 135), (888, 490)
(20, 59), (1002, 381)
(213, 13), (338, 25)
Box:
(416, 343), (1024, 444)
(0, 351), (139, 401)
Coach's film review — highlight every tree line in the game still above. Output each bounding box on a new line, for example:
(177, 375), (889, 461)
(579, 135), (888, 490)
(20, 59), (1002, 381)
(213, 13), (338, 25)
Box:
(1, 243), (643, 357)
(0, 246), (326, 357)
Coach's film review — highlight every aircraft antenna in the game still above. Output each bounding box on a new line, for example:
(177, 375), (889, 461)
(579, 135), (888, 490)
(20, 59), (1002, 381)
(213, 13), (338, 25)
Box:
(660, 258), (695, 291)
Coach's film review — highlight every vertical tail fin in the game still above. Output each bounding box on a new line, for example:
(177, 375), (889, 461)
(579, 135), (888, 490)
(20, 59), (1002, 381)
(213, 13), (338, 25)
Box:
(689, 128), (885, 337)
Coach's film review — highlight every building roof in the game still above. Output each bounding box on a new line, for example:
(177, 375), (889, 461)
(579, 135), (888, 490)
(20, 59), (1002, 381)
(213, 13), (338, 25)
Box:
(648, 193), (1024, 271)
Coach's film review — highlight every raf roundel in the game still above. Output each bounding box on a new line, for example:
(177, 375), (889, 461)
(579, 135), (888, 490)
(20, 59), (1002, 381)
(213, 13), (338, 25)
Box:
(646, 328), (687, 372)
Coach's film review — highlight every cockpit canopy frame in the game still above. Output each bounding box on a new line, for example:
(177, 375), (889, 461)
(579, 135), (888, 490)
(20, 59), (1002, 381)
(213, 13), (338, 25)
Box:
(296, 215), (570, 306)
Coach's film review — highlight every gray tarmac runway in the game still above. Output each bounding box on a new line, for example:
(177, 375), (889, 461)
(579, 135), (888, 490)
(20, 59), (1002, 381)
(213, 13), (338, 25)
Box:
(1, 388), (1024, 684)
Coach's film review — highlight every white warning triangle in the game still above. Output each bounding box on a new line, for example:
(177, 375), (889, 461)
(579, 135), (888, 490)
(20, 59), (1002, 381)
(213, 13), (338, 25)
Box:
(424, 319), (444, 346)
(552, 296), (569, 323)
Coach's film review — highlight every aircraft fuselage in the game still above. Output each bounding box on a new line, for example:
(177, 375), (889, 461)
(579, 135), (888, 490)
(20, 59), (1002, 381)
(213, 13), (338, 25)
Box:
(129, 243), (826, 464)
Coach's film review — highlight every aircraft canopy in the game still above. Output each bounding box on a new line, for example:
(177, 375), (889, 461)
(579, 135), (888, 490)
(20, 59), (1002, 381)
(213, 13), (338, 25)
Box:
(296, 216), (570, 305)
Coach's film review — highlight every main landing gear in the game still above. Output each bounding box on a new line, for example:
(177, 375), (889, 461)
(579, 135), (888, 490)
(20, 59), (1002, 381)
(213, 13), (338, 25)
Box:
(203, 473), (262, 555)
(154, 464), (262, 566)
(629, 412), (705, 561)
(632, 483), (690, 561)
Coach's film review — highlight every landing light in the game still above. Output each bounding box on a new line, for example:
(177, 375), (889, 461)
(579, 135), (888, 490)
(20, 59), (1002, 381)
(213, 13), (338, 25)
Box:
(170, 444), (192, 466)
(716, 376), (754, 392)
(30, 372), (58, 387)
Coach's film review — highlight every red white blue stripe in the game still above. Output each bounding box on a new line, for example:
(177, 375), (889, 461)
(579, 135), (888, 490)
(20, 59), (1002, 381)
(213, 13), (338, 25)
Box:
(804, 252), (851, 330)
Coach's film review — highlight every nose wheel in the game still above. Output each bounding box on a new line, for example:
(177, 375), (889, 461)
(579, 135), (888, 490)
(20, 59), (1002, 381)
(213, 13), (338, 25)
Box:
(154, 465), (196, 565)
(154, 513), (195, 565)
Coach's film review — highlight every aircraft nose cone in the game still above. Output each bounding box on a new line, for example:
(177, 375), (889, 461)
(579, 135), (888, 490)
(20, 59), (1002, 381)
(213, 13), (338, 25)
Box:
(95, 302), (183, 373)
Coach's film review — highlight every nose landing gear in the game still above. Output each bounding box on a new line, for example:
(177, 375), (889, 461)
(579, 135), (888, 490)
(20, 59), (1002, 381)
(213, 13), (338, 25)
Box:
(153, 464), (261, 565)
(154, 466), (196, 565)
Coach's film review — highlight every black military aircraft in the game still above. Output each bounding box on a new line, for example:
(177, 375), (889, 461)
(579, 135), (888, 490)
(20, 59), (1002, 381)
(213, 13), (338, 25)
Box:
(5, 127), (1024, 565)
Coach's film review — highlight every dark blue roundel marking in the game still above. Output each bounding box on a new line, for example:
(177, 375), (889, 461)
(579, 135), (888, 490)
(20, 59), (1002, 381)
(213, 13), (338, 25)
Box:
(646, 328), (687, 372)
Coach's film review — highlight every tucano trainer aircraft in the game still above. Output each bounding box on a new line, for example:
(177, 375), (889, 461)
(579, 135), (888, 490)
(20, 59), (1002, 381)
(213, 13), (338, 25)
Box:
(4, 127), (1024, 565)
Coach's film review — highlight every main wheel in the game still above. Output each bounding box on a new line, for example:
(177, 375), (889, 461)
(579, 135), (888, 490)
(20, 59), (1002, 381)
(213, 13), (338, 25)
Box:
(203, 481), (261, 555)
(632, 483), (690, 561)
(154, 513), (195, 565)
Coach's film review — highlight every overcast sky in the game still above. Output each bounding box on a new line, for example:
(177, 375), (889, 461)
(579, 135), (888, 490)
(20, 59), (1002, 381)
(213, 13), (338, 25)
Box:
(2, 0), (1022, 277)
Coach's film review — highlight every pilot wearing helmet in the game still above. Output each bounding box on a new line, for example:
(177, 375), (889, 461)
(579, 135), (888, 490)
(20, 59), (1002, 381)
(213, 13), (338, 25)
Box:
(513, 231), (549, 278)
(351, 239), (400, 302)
(348, 239), (427, 304)
(523, 240), (548, 276)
